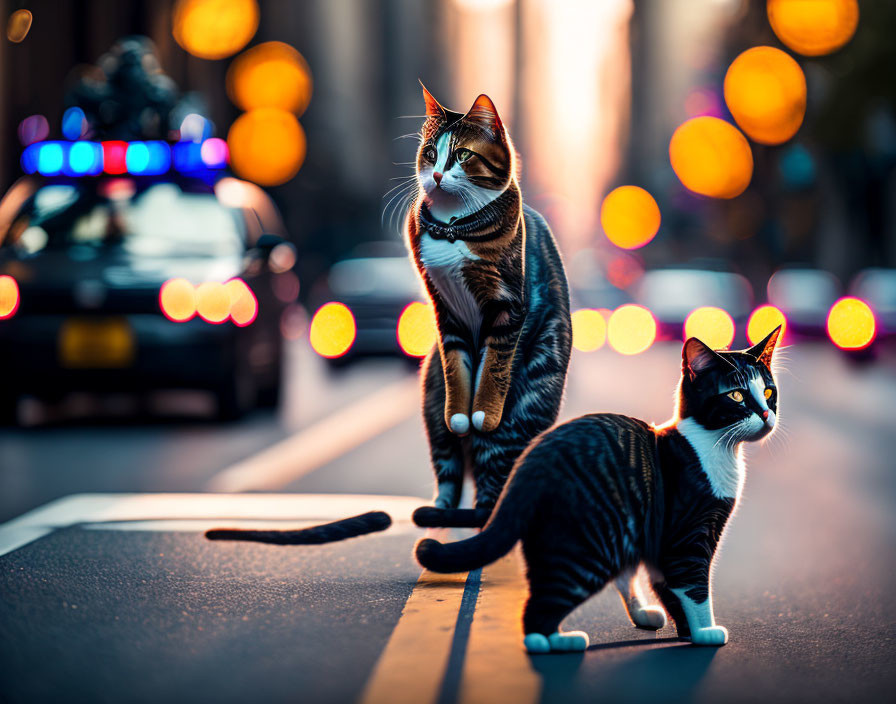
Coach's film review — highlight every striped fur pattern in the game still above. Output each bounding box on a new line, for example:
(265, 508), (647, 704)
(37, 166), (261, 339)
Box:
(407, 86), (571, 520)
(416, 329), (782, 652)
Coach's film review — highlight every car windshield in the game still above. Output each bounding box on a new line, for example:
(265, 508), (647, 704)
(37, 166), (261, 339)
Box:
(5, 182), (245, 258)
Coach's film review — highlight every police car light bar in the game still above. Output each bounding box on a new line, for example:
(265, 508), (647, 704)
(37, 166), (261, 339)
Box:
(20, 138), (229, 177)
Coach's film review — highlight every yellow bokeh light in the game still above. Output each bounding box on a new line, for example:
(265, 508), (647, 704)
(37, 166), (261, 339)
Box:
(0, 274), (20, 318)
(724, 46), (806, 145)
(747, 305), (787, 345)
(670, 117), (753, 199)
(607, 305), (656, 356)
(310, 302), (356, 359)
(227, 109), (306, 186)
(571, 309), (607, 352)
(225, 278), (258, 327)
(196, 281), (230, 323)
(827, 297), (875, 350)
(600, 186), (661, 250)
(227, 42), (313, 115)
(159, 278), (196, 322)
(397, 302), (437, 357)
(7, 9), (32, 43)
(767, 0), (859, 57)
(684, 307), (736, 350)
(172, 0), (258, 60)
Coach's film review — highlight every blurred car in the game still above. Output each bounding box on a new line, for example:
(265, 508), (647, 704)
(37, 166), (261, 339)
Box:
(767, 267), (841, 335)
(635, 266), (753, 340)
(0, 144), (293, 423)
(851, 268), (896, 335)
(310, 241), (426, 364)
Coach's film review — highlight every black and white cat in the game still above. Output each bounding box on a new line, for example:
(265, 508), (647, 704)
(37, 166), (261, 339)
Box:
(416, 328), (782, 652)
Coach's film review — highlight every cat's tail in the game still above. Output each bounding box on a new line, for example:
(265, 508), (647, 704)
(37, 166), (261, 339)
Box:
(414, 485), (535, 573)
(205, 511), (391, 545)
(412, 507), (490, 528)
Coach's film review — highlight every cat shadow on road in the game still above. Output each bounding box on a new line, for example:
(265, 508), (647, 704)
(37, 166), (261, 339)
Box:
(530, 636), (718, 704)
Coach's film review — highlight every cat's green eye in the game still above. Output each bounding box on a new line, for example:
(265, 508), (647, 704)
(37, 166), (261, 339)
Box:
(455, 148), (473, 162)
(764, 388), (773, 399)
(728, 390), (744, 403)
(423, 147), (437, 162)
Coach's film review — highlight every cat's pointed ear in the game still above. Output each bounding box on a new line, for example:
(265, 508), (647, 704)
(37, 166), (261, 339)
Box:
(420, 81), (446, 118)
(746, 325), (782, 370)
(463, 94), (503, 132)
(683, 337), (724, 380)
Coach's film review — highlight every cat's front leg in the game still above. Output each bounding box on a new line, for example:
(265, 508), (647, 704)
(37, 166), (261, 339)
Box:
(441, 346), (473, 435)
(615, 567), (667, 630)
(471, 309), (523, 433)
(668, 584), (728, 646)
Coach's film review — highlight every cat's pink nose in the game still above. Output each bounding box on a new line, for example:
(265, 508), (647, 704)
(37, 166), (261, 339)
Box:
(762, 410), (770, 420)
(433, 172), (443, 185)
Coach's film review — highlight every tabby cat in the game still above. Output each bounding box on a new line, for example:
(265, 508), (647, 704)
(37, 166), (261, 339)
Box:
(416, 328), (782, 652)
(408, 85), (571, 528)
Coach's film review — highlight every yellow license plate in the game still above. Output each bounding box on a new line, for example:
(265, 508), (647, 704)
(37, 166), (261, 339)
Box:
(59, 317), (135, 368)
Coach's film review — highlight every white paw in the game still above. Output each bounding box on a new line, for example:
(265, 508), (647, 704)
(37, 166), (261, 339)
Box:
(449, 413), (470, 435)
(471, 411), (485, 431)
(632, 606), (667, 630)
(548, 631), (589, 652)
(524, 633), (550, 654)
(690, 625), (728, 646)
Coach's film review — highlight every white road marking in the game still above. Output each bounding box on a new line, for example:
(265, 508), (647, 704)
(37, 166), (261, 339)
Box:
(205, 376), (420, 493)
(0, 493), (423, 557)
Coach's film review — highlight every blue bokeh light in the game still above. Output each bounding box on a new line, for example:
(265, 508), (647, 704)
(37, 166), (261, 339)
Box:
(66, 141), (103, 176)
(37, 142), (65, 175)
(61, 107), (87, 140)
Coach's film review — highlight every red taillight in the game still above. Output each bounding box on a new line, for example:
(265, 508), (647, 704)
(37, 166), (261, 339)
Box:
(0, 275), (20, 319)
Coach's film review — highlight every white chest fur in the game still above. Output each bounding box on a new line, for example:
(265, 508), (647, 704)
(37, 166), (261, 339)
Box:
(420, 233), (482, 338)
(676, 417), (746, 499)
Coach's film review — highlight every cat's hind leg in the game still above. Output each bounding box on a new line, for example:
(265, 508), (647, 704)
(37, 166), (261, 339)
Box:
(615, 566), (667, 630)
(423, 349), (464, 508)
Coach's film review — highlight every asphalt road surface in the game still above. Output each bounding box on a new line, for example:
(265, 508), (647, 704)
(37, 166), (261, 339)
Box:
(1, 341), (895, 703)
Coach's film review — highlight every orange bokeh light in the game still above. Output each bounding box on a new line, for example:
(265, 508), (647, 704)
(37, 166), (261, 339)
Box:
(767, 0), (859, 57)
(397, 302), (437, 357)
(310, 302), (356, 359)
(747, 305), (787, 345)
(600, 186), (661, 250)
(571, 309), (607, 352)
(227, 41), (313, 115)
(225, 278), (258, 327)
(607, 305), (656, 356)
(172, 0), (258, 60)
(159, 278), (197, 322)
(724, 46), (806, 145)
(7, 9), (32, 43)
(684, 307), (736, 350)
(0, 274), (20, 318)
(196, 281), (230, 324)
(669, 117), (753, 199)
(227, 109), (306, 186)
(826, 297), (876, 350)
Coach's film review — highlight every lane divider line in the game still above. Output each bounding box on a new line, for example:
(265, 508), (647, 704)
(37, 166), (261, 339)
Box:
(458, 547), (542, 704)
(205, 377), (420, 493)
(435, 569), (482, 704)
(360, 546), (470, 704)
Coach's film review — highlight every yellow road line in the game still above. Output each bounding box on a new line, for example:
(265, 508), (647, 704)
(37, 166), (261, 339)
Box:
(459, 547), (542, 704)
(206, 377), (419, 492)
(361, 549), (469, 704)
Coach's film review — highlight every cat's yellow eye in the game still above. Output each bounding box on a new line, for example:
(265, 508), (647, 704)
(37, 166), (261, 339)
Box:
(456, 148), (472, 162)
(728, 390), (744, 402)
(764, 388), (773, 399)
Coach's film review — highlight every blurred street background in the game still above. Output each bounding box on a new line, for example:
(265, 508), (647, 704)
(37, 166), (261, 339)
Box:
(1, 1), (895, 703)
